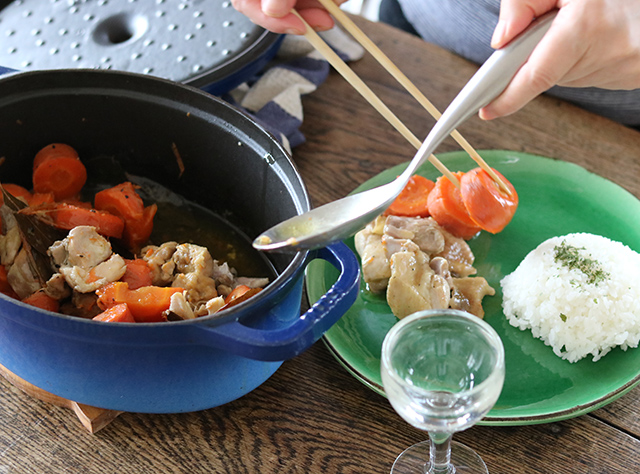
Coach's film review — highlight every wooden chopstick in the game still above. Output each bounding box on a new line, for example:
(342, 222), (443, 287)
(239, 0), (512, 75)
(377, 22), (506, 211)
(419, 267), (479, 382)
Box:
(314, 0), (512, 196)
(291, 9), (460, 189)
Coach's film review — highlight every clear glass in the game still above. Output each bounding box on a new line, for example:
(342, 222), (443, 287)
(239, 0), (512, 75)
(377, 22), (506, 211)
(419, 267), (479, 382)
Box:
(381, 309), (505, 474)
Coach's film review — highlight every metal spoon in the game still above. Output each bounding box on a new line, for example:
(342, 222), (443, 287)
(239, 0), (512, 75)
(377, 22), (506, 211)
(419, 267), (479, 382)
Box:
(254, 11), (557, 252)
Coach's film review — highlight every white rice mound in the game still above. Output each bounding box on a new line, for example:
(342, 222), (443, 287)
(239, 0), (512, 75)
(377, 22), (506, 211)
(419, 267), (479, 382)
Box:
(501, 233), (640, 363)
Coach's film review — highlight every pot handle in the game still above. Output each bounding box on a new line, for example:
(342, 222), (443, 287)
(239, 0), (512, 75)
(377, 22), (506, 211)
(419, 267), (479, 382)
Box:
(195, 242), (360, 362)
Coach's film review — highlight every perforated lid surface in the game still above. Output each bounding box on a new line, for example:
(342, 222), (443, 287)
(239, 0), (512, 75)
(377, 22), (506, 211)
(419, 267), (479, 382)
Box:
(0, 0), (277, 86)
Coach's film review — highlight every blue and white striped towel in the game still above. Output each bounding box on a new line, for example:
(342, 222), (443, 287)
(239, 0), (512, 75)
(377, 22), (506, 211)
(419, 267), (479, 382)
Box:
(223, 27), (364, 152)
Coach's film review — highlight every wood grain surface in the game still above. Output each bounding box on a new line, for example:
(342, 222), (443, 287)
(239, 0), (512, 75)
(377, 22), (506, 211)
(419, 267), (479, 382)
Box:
(1, 16), (640, 474)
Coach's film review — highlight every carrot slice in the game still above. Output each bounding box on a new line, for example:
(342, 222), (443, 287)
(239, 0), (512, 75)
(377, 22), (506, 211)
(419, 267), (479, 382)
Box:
(384, 175), (435, 217)
(0, 183), (32, 204)
(96, 281), (184, 323)
(121, 259), (154, 290)
(124, 203), (157, 253)
(61, 198), (93, 209)
(94, 182), (145, 222)
(52, 204), (124, 238)
(221, 285), (262, 311)
(93, 303), (136, 323)
(33, 143), (79, 171)
(22, 291), (60, 312)
(28, 192), (55, 207)
(94, 182), (157, 252)
(32, 156), (87, 200)
(0, 264), (18, 299)
(461, 167), (518, 234)
(427, 172), (482, 240)
(23, 203), (125, 238)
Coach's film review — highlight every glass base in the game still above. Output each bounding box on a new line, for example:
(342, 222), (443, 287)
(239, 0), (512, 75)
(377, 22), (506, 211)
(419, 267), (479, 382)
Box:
(390, 440), (489, 474)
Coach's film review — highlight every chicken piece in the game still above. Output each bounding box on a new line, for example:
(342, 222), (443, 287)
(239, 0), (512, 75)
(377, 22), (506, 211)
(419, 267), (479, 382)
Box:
(384, 216), (445, 255)
(50, 226), (112, 269)
(429, 256), (453, 287)
(386, 246), (450, 319)
(167, 291), (196, 320)
(236, 276), (269, 289)
(43, 273), (71, 301)
(207, 296), (226, 313)
(0, 225), (21, 266)
(60, 292), (102, 318)
(7, 248), (41, 299)
(382, 235), (418, 259)
(171, 243), (218, 305)
(49, 226), (126, 293)
(212, 260), (235, 289)
(142, 242), (178, 286)
(355, 217), (391, 294)
(449, 277), (495, 318)
(192, 295), (226, 317)
(436, 228), (477, 277)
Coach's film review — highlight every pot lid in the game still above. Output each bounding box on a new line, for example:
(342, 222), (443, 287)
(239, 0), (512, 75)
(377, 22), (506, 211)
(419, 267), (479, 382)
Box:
(0, 0), (280, 89)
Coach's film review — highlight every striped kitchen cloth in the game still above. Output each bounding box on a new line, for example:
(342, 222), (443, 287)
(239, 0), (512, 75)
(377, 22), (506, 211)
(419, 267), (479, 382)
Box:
(223, 26), (364, 152)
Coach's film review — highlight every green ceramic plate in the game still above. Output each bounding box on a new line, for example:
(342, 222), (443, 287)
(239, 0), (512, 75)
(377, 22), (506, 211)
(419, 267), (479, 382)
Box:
(306, 150), (640, 426)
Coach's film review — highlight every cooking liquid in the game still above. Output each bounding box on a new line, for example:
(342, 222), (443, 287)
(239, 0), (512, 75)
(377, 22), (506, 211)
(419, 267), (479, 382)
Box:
(84, 166), (275, 281)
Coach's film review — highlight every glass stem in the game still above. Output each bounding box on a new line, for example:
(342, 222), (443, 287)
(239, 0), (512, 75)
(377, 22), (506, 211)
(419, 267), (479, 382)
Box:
(427, 432), (454, 474)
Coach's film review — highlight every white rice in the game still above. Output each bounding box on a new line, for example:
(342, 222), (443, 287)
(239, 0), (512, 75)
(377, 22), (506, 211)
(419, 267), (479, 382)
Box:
(501, 233), (640, 363)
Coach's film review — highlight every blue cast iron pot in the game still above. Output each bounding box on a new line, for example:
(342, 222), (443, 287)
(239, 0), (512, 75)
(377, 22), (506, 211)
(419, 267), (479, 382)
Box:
(0, 68), (360, 413)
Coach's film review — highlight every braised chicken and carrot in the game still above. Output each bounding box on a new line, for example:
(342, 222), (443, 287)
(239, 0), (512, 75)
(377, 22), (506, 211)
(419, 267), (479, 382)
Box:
(355, 167), (518, 319)
(0, 143), (269, 323)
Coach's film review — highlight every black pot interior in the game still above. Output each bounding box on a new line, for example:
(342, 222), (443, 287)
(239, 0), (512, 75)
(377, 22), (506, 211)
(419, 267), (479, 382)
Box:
(0, 69), (309, 277)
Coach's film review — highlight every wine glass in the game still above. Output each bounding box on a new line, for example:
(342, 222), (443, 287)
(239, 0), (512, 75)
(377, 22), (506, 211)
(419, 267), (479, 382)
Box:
(381, 309), (505, 474)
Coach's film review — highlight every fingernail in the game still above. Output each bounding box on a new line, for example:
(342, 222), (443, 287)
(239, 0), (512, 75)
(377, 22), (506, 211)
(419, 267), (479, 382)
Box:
(491, 20), (506, 48)
(284, 27), (304, 35)
(263, 0), (285, 17)
(478, 107), (494, 121)
(309, 24), (331, 32)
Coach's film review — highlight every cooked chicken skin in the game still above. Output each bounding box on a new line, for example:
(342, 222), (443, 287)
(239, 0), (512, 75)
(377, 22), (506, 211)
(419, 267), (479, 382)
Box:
(354, 216), (391, 294)
(171, 243), (219, 305)
(142, 242), (178, 286)
(354, 215), (494, 318)
(450, 277), (495, 318)
(49, 226), (126, 293)
(387, 245), (450, 319)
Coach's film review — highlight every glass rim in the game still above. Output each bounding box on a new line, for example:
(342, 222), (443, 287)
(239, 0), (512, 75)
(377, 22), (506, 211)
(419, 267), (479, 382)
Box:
(381, 309), (506, 395)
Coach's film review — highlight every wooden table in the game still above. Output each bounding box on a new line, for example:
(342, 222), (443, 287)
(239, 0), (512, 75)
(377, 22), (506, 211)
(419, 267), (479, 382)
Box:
(2, 16), (640, 474)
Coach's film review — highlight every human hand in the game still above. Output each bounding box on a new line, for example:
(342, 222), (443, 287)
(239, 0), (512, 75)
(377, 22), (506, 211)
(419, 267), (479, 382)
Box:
(231, 0), (345, 35)
(480, 0), (640, 120)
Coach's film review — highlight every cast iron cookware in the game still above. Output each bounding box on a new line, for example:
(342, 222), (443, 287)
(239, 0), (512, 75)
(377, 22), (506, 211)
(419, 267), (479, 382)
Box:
(0, 0), (282, 95)
(0, 68), (360, 413)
